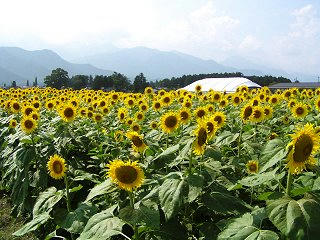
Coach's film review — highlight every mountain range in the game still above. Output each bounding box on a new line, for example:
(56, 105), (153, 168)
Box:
(0, 47), (113, 85)
(0, 46), (317, 86)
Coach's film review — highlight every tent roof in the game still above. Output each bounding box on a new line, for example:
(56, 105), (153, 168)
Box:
(181, 77), (261, 92)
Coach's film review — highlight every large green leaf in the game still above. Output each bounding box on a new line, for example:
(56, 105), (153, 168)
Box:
(77, 206), (127, 240)
(33, 187), (64, 216)
(60, 203), (98, 234)
(13, 213), (51, 236)
(158, 173), (187, 219)
(267, 195), (320, 239)
(187, 173), (204, 202)
(239, 169), (277, 187)
(218, 212), (279, 240)
(85, 179), (114, 202)
(260, 149), (287, 173)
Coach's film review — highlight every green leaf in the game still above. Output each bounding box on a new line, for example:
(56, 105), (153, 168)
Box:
(33, 187), (64, 216)
(239, 169), (277, 187)
(187, 173), (204, 202)
(260, 149), (286, 173)
(159, 173), (187, 219)
(169, 139), (193, 167)
(138, 200), (160, 229)
(13, 213), (50, 236)
(267, 195), (320, 239)
(69, 184), (83, 193)
(60, 203), (98, 233)
(85, 179), (114, 202)
(119, 206), (142, 225)
(153, 144), (180, 162)
(77, 206), (127, 240)
(218, 213), (279, 240)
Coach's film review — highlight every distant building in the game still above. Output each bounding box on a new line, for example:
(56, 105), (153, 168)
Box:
(181, 77), (261, 92)
(269, 82), (320, 90)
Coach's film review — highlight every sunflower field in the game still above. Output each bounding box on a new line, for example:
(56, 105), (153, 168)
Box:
(1, 85), (320, 240)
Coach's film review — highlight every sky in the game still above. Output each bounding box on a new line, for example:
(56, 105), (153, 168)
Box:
(0, 0), (319, 75)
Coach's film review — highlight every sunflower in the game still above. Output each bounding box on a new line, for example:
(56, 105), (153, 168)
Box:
(250, 106), (264, 123)
(101, 106), (110, 115)
(315, 97), (320, 112)
(32, 112), (40, 121)
(194, 106), (207, 119)
(193, 120), (208, 155)
(195, 84), (202, 92)
(150, 121), (158, 130)
(263, 105), (273, 120)
(203, 116), (217, 140)
(144, 87), (153, 95)
(126, 98), (135, 108)
(160, 111), (180, 133)
(59, 104), (77, 122)
(127, 131), (147, 153)
(241, 104), (253, 122)
(47, 154), (67, 180)
(152, 101), (162, 111)
(107, 159), (145, 192)
(114, 130), (124, 142)
(206, 104), (215, 114)
(269, 132), (278, 140)
(246, 160), (259, 174)
(232, 94), (242, 106)
(212, 111), (226, 128)
(219, 98), (228, 108)
(126, 118), (134, 126)
(179, 108), (191, 124)
(140, 103), (149, 112)
(131, 122), (141, 132)
(117, 107), (128, 122)
(287, 123), (320, 174)
(45, 100), (55, 110)
(20, 117), (37, 134)
(93, 113), (103, 123)
(161, 94), (172, 106)
(291, 103), (308, 119)
(22, 105), (36, 116)
(183, 100), (192, 108)
(212, 92), (221, 103)
(135, 111), (145, 121)
(9, 119), (17, 128)
(10, 100), (21, 113)
(288, 99), (297, 109)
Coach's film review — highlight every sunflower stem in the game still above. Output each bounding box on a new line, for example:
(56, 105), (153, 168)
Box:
(286, 171), (293, 196)
(166, 133), (169, 149)
(129, 192), (139, 240)
(64, 174), (74, 240)
(30, 133), (38, 168)
(189, 151), (193, 173)
(237, 122), (243, 158)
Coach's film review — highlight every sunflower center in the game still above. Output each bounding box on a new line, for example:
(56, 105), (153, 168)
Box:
(244, 107), (252, 119)
(155, 102), (160, 109)
(24, 119), (34, 129)
(115, 166), (138, 184)
(234, 97), (240, 103)
(13, 103), (20, 110)
(207, 122), (214, 133)
(214, 94), (220, 100)
(180, 111), (189, 120)
(120, 113), (125, 119)
(197, 110), (205, 118)
(25, 108), (33, 115)
(95, 115), (102, 121)
(132, 136), (143, 147)
(165, 116), (178, 128)
(48, 103), (53, 109)
(253, 110), (261, 119)
(128, 100), (134, 105)
(214, 116), (222, 124)
(296, 107), (304, 115)
(133, 125), (140, 131)
(64, 107), (74, 118)
(293, 134), (313, 163)
(197, 127), (207, 146)
(264, 109), (270, 115)
(271, 98), (277, 103)
(249, 164), (257, 172)
(34, 102), (40, 108)
(53, 161), (63, 174)
(163, 97), (170, 103)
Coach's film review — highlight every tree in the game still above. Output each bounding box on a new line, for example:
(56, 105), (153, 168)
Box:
(70, 75), (89, 89)
(33, 77), (38, 87)
(26, 80), (29, 87)
(44, 68), (70, 89)
(133, 73), (148, 93)
(112, 72), (131, 92)
(11, 81), (17, 88)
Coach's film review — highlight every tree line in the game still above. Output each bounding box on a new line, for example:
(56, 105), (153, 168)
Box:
(7, 68), (292, 92)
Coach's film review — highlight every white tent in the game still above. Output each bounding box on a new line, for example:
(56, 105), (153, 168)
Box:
(181, 77), (261, 92)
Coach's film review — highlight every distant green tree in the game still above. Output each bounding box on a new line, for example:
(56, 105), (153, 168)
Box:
(33, 77), (38, 87)
(133, 73), (148, 93)
(112, 72), (131, 91)
(70, 75), (89, 89)
(44, 68), (70, 89)
(26, 80), (29, 87)
(11, 81), (17, 88)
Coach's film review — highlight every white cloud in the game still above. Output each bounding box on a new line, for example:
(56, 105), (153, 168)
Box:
(239, 35), (262, 51)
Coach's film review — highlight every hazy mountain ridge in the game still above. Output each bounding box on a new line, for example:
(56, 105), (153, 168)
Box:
(0, 47), (113, 85)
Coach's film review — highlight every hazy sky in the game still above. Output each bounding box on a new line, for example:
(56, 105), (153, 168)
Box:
(0, 0), (319, 75)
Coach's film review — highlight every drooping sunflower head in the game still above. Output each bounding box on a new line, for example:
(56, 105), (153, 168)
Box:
(203, 116), (218, 140)
(9, 119), (17, 128)
(47, 154), (67, 180)
(291, 103), (308, 119)
(127, 131), (147, 153)
(114, 130), (124, 142)
(263, 105), (273, 120)
(20, 117), (37, 134)
(107, 159), (145, 192)
(212, 111), (226, 128)
(193, 120), (208, 155)
(287, 123), (320, 174)
(160, 111), (180, 133)
(246, 160), (259, 174)
(59, 104), (77, 122)
(117, 107), (128, 122)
